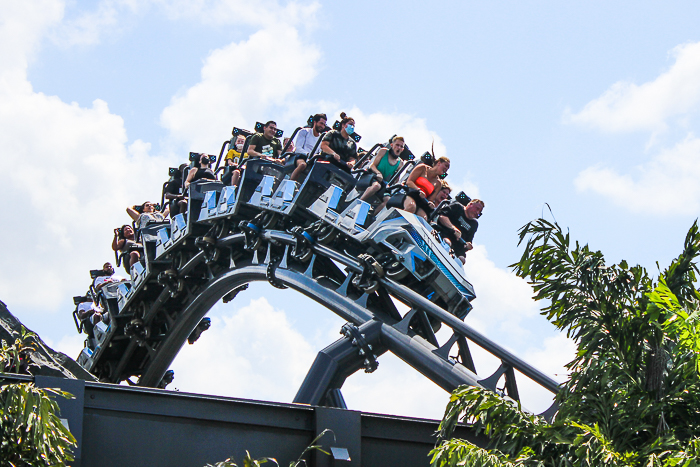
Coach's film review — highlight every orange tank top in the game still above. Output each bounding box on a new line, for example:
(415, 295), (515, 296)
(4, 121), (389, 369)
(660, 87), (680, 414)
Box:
(415, 176), (434, 196)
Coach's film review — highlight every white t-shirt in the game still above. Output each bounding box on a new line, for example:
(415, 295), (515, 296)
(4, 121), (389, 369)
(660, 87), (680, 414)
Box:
(295, 127), (321, 155)
(93, 274), (126, 289)
(77, 301), (102, 319)
(137, 211), (166, 231)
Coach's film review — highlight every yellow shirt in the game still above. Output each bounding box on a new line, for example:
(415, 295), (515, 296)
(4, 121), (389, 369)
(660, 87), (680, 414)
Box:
(225, 148), (247, 166)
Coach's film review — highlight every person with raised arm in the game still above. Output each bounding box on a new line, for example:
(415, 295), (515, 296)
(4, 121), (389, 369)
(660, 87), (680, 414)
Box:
(112, 224), (142, 274)
(127, 201), (168, 232)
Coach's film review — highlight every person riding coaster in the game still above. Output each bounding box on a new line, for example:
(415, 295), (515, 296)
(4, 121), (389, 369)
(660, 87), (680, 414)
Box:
(289, 113), (328, 182)
(435, 196), (484, 264)
(385, 153), (450, 220)
(357, 136), (406, 213)
(76, 116), (484, 381)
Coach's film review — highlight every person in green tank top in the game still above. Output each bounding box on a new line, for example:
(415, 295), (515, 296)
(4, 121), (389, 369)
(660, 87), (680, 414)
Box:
(360, 136), (406, 212)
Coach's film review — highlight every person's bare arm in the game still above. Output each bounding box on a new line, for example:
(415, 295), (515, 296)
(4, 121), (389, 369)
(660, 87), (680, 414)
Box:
(320, 140), (341, 162)
(112, 231), (125, 251)
(370, 149), (387, 179)
(406, 164), (427, 195)
(438, 215), (461, 239)
(184, 167), (198, 189)
(247, 144), (263, 158)
(126, 206), (140, 221)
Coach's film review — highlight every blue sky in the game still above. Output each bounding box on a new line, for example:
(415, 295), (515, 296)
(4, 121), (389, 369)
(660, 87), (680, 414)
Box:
(3, 0), (700, 419)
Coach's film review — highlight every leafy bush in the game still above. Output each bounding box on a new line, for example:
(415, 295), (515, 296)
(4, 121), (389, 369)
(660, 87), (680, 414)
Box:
(430, 219), (700, 467)
(0, 327), (76, 466)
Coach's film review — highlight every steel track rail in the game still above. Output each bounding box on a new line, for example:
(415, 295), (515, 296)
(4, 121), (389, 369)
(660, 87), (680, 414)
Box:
(92, 224), (559, 409)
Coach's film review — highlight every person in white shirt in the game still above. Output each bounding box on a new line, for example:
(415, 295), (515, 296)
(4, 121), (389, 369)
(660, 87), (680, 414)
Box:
(93, 262), (127, 291)
(127, 201), (169, 233)
(291, 113), (327, 182)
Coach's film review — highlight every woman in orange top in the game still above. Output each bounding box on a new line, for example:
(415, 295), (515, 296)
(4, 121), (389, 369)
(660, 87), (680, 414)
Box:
(387, 156), (450, 219)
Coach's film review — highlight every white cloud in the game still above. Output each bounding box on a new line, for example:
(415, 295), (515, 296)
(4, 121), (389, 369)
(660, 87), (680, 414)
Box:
(463, 245), (541, 341)
(48, 0), (129, 47)
(565, 41), (700, 133)
(0, 0), (175, 311)
(170, 298), (318, 401)
(342, 108), (447, 159)
(343, 353), (452, 420)
(160, 24), (321, 152)
(517, 333), (575, 413)
(0, 86), (174, 309)
(0, 0), (63, 79)
(575, 134), (700, 214)
(153, 0), (319, 29)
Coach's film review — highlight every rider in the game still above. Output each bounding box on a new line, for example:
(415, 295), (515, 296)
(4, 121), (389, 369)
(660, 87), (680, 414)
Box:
(386, 155), (450, 219)
(247, 121), (283, 163)
(112, 225), (142, 274)
(290, 113), (327, 182)
(295, 113), (327, 155)
(164, 164), (188, 215)
(318, 112), (358, 173)
(359, 136), (406, 212)
(436, 198), (484, 264)
(93, 262), (127, 291)
(127, 201), (168, 233)
(223, 135), (247, 187)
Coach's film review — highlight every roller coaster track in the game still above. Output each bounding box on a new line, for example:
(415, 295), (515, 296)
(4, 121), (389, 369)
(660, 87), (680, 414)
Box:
(80, 210), (560, 417)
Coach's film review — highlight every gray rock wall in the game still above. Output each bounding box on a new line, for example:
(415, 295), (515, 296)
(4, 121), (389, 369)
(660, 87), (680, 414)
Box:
(0, 300), (96, 381)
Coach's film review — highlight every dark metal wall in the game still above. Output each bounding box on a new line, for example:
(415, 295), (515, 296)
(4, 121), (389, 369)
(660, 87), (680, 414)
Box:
(25, 376), (482, 467)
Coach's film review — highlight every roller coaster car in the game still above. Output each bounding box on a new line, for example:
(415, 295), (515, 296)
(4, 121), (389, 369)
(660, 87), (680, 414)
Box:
(127, 223), (170, 300)
(95, 281), (124, 317)
(247, 159), (356, 225)
(361, 208), (475, 317)
(77, 345), (94, 368)
(308, 185), (373, 236)
(198, 158), (288, 226)
(157, 180), (224, 258)
(309, 198), (475, 317)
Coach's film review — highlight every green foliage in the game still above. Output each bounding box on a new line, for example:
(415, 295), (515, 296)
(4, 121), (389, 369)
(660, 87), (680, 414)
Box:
(0, 383), (76, 466)
(206, 429), (333, 467)
(0, 327), (41, 375)
(430, 219), (700, 467)
(0, 326), (77, 466)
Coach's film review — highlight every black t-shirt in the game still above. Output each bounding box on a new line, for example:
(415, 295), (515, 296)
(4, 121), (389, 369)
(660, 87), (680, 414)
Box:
(436, 201), (478, 255)
(321, 130), (357, 163)
(164, 179), (181, 196)
(192, 167), (217, 183)
(248, 133), (282, 158)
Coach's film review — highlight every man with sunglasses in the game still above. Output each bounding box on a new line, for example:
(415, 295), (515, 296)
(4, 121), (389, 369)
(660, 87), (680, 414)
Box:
(436, 198), (485, 264)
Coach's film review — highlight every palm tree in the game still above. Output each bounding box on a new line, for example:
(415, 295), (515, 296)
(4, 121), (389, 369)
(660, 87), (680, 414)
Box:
(430, 219), (700, 467)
